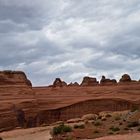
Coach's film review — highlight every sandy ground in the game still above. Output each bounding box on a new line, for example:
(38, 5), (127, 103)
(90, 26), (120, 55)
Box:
(0, 127), (52, 140)
(1, 128), (140, 140)
(93, 133), (140, 140)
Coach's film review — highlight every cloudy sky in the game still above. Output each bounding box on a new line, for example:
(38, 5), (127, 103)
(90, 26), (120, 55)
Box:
(0, 0), (140, 86)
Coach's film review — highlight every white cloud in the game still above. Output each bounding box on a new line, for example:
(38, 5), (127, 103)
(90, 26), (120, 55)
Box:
(0, 0), (140, 85)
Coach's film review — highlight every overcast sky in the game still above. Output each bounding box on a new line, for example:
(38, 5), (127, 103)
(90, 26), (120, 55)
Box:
(0, 0), (140, 86)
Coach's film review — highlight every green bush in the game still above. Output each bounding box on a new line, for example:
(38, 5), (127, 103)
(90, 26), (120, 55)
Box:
(74, 124), (85, 129)
(110, 126), (120, 132)
(108, 131), (114, 135)
(131, 106), (139, 112)
(124, 127), (129, 131)
(127, 121), (139, 128)
(52, 124), (72, 135)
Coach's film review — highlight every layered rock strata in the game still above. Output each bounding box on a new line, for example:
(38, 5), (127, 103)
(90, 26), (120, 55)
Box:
(81, 76), (99, 86)
(0, 71), (38, 131)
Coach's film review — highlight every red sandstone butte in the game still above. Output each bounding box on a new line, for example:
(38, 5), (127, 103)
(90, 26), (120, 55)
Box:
(0, 71), (38, 131)
(0, 71), (140, 131)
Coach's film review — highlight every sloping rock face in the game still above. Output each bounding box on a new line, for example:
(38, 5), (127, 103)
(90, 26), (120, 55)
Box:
(81, 76), (98, 86)
(119, 74), (131, 83)
(52, 78), (67, 87)
(0, 71), (38, 132)
(37, 99), (140, 124)
(100, 76), (117, 85)
(0, 70), (32, 87)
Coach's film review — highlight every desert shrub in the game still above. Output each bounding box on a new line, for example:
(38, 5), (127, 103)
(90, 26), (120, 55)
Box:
(110, 126), (120, 132)
(74, 124), (85, 129)
(97, 116), (102, 119)
(94, 121), (102, 126)
(102, 118), (107, 121)
(108, 131), (114, 135)
(52, 124), (72, 135)
(131, 106), (139, 112)
(114, 116), (121, 121)
(137, 128), (140, 131)
(0, 137), (3, 140)
(127, 121), (139, 128)
(93, 130), (100, 133)
(124, 127), (129, 131)
(119, 122), (123, 125)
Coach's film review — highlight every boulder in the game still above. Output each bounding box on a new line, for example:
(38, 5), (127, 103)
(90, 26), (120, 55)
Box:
(100, 76), (117, 85)
(0, 71), (38, 131)
(81, 76), (98, 86)
(82, 114), (98, 120)
(119, 74), (131, 83)
(67, 118), (83, 123)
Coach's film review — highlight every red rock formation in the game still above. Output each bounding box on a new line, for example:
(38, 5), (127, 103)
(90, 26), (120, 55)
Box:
(0, 71), (37, 132)
(52, 78), (67, 87)
(0, 71), (140, 132)
(100, 76), (117, 85)
(37, 98), (139, 124)
(81, 76), (99, 86)
(68, 82), (79, 87)
(119, 74), (131, 83)
(0, 70), (32, 87)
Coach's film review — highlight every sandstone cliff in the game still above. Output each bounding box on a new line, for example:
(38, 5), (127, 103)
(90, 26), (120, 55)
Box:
(0, 71), (38, 132)
(0, 70), (32, 87)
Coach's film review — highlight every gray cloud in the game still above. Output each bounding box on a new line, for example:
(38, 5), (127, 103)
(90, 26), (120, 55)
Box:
(0, 0), (140, 85)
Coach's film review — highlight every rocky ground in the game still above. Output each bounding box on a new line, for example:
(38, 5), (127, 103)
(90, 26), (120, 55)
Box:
(0, 126), (52, 140)
(50, 110), (140, 140)
(0, 110), (140, 140)
(94, 133), (140, 140)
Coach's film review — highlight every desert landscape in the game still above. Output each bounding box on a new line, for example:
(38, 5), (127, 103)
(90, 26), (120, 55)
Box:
(1, 0), (140, 139)
(0, 70), (140, 140)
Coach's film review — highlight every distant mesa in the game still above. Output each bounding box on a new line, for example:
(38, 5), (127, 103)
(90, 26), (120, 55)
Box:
(81, 76), (99, 86)
(50, 74), (140, 88)
(119, 74), (131, 83)
(68, 82), (79, 87)
(53, 78), (67, 87)
(100, 75), (117, 85)
(0, 70), (32, 87)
